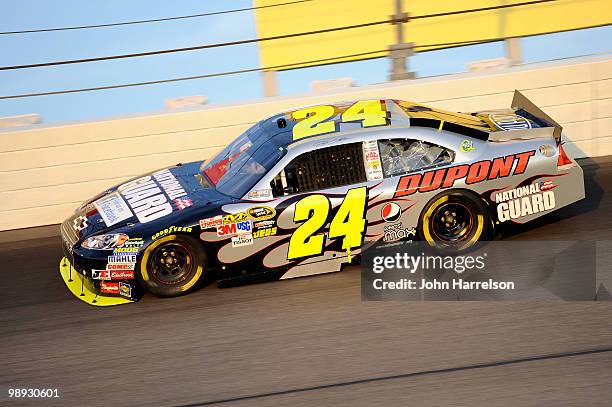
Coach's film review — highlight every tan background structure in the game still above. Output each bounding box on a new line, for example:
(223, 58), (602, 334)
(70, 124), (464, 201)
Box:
(0, 55), (610, 231)
(253, 0), (611, 68)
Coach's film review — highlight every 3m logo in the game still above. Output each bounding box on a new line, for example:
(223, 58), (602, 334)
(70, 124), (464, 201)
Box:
(217, 223), (237, 237)
(216, 221), (252, 237)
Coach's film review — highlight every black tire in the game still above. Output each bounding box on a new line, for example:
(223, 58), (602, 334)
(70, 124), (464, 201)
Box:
(419, 190), (491, 253)
(138, 234), (206, 297)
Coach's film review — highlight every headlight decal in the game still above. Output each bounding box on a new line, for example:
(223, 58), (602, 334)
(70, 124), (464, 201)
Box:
(81, 233), (129, 250)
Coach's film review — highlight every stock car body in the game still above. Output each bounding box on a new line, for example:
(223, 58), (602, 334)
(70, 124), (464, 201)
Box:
(60, 91), (584, 305)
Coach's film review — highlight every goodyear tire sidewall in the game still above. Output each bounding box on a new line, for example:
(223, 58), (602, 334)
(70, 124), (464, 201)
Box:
(419, 190), (490, 253)
(138, 234), (206, 297)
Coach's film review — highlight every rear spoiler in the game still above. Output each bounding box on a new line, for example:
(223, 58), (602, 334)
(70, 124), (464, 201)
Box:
(511, 90), (562, 144)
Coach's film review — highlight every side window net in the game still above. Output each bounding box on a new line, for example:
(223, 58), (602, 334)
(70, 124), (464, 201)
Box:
(271, 143), (366, 196)
(378, 139), (454, 178)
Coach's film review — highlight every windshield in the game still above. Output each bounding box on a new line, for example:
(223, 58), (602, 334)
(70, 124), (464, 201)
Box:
(201, 123), (288, 198)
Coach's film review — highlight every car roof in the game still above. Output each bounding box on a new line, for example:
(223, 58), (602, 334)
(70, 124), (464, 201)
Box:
(261, 99), (505, 150)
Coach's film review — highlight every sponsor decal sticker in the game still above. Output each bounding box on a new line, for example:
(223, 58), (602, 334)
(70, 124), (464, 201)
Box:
(92, 269), (111, 280)
(100, 281), (120, 294)
(248, 189), (273, 199)
(119, 282), (133, 298)
(200, 215), (223, 229)
(460, 140), (476, 153)
(108, 254), (137, 263)
(119, 169), (188, 223)
(174, 197), (193, 210)
(113, 247), (140, 254)
(93, 192), (133, 227)
(152, 168), (189, 200)
(223, 212), (248, 224)
(394, 151), (536, 197)
(106, 263), (136, 271)
(125, 238), (144, 246)
(152, 226), (193, 240)
(217, 223), (236, 237)
(362, 140), (384, 181)
(113, 238), (143, 255)
(73, 215), (89, 231)
(253, 227), (277, 238)
(111, 270), (135, 280)
(236, 221), (252, 235)
(247, 206), (276, 221)
(231, 234), (254, 247)
(495, 183), (556, 222)
(217, 221), (252, 237)
(383, 224), (416, 242)
(253, 220), (275, 229)
(381, 202), (402, 222)
(538, 180), (555, 191)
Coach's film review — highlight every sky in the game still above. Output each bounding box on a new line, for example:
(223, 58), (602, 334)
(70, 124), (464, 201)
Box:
(0, 0), (610, 125)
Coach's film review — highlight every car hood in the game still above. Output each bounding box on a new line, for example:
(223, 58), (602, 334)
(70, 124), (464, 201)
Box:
(67, 161), (232, 241)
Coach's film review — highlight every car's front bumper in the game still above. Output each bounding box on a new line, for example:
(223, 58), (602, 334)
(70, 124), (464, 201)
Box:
(59, 257), (136, 306)
(60, 219), (142, 306)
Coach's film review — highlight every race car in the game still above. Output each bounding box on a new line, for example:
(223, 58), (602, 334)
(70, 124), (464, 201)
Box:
(59, 91), (584, 305)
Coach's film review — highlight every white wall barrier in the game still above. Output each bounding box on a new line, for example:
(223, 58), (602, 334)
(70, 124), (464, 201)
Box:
(0, 55), (610, 230)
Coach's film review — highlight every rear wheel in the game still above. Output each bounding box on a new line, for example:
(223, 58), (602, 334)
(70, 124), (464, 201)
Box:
(138, 235), (206, 297)
(419, 190), (490, 252)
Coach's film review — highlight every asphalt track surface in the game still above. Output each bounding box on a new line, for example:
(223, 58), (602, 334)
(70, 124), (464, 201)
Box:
(2, 157), (611, 406)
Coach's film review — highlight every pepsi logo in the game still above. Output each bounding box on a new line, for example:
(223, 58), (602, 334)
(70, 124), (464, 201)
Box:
(381, 202), (401, 222)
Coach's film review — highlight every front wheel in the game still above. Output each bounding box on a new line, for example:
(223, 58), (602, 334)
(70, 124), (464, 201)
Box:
(138, 234), (206, 297)
(419, 190), (491, 253)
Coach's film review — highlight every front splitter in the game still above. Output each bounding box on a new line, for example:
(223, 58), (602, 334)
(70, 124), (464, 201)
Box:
(59, 257), (134, 306)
